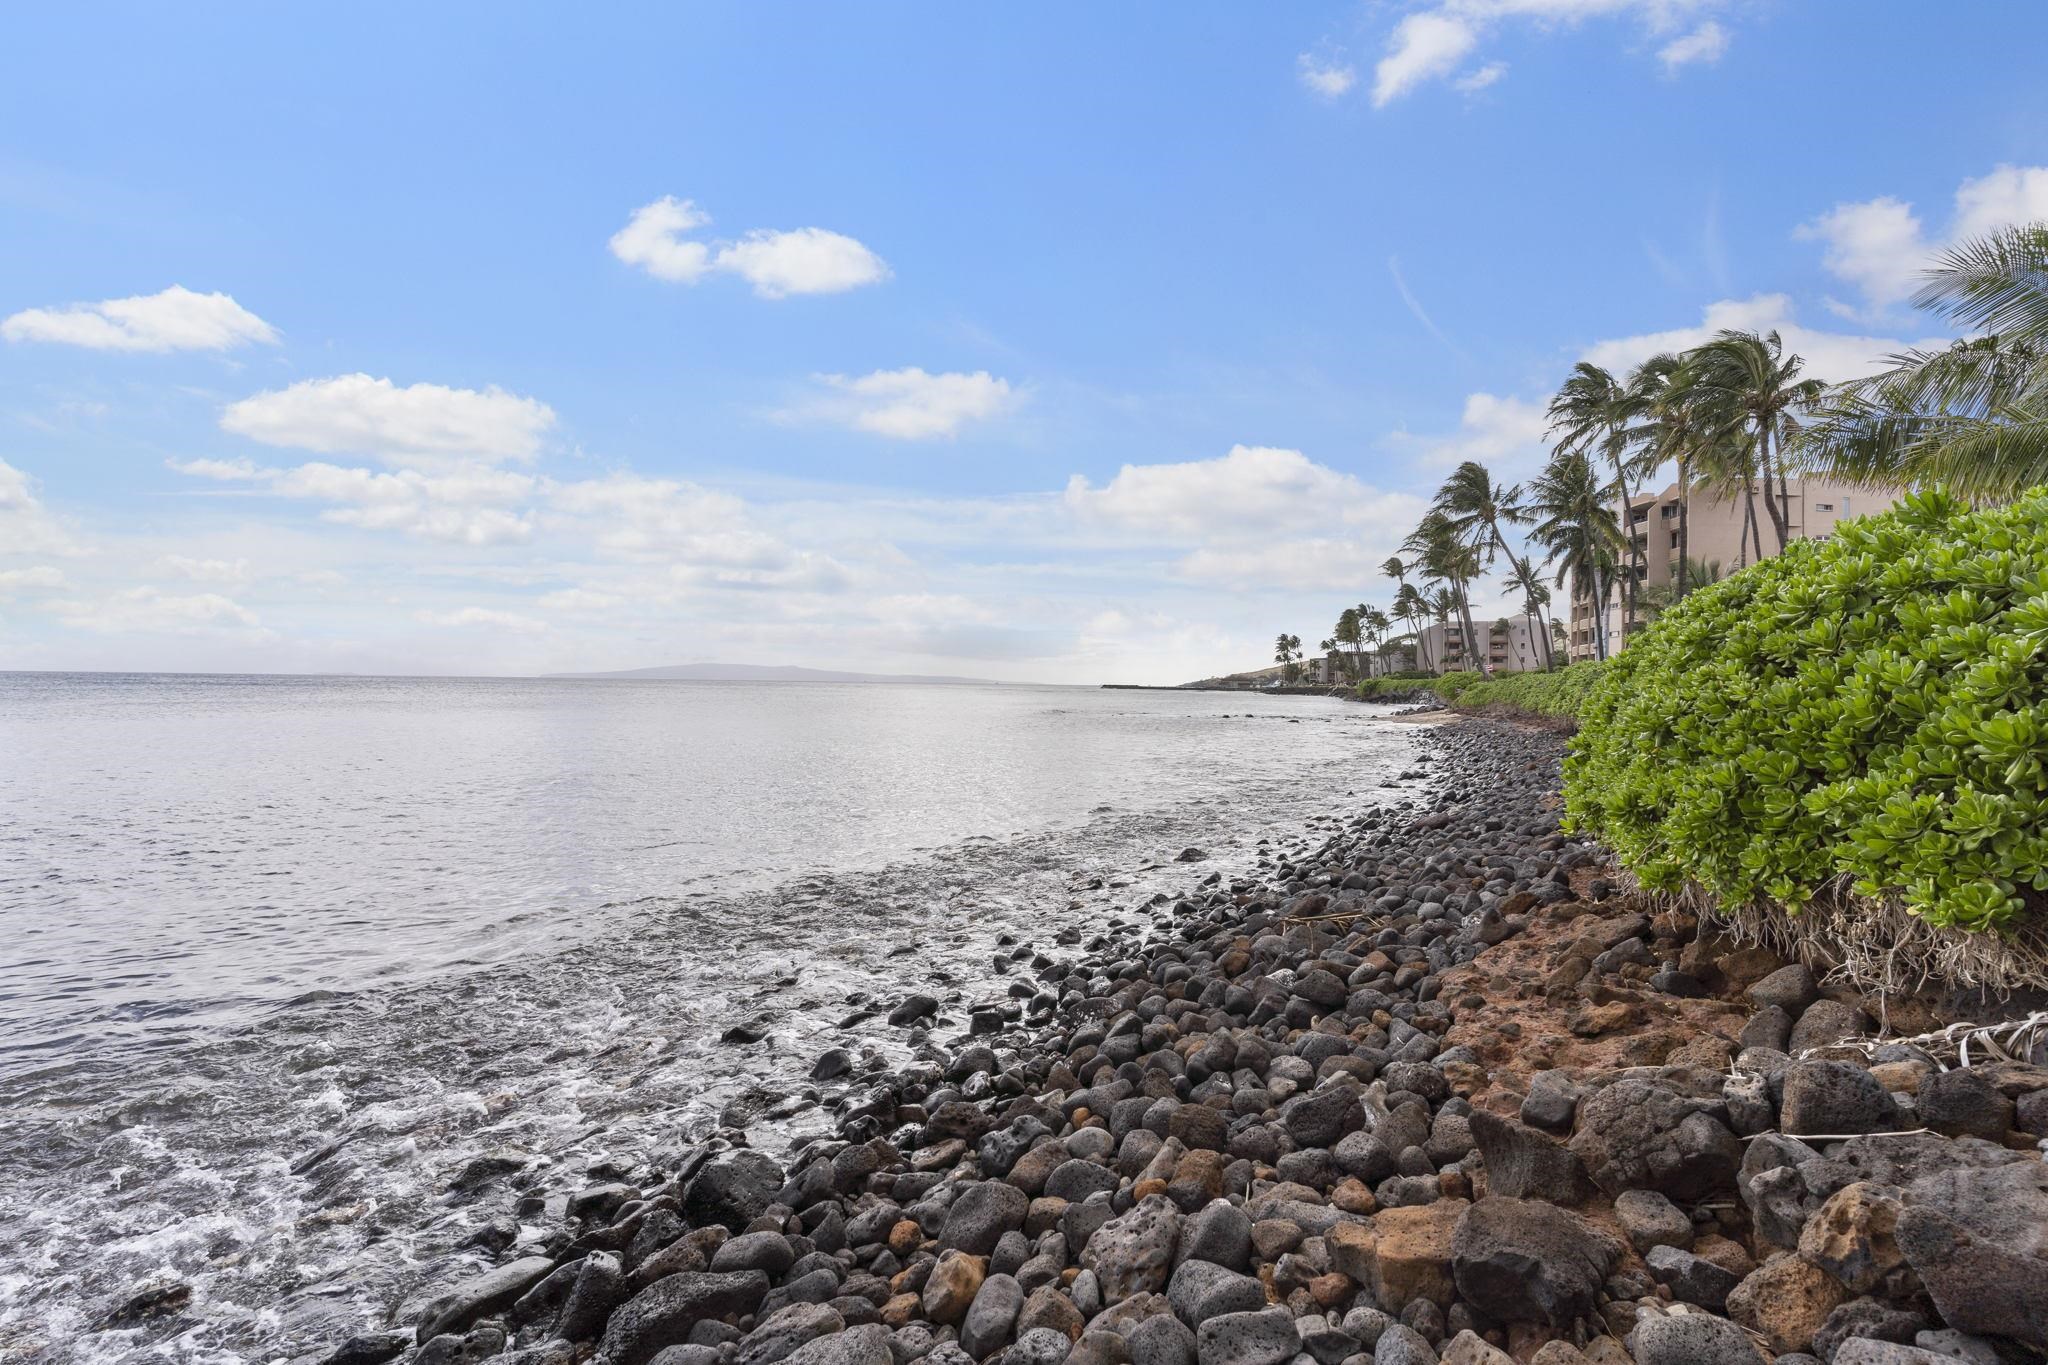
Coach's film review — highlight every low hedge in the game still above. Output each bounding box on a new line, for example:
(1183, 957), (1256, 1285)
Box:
(1564, 488), (2048, 940)
(1453, 661), (1604, 719)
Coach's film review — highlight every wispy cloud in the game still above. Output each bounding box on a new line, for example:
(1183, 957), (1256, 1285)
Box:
(780, 368), (1017, 440)
(1387, 256), (1463, 357)
(609, 196), (890, 297)
(1657, 21), (1729, 72)
(1296, 52), (1358, 99)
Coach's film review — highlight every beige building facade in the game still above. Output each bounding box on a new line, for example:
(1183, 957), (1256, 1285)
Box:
(1566, 477), (1896, 661)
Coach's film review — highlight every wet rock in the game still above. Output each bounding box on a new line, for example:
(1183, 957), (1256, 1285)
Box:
(413, 1256), (555, 1344)
(1725, 1254), (1848, 1356)
(1449, 1198), (1619, 1326)
(598, 1271), (771, 1365)
(318, 1333), (411, 1365)
(686, 1152), (786, 1231)
(555, 1250), (627, 1342)
(889, 995), (940, 1026)
(1194, 1307), (1299, 1365)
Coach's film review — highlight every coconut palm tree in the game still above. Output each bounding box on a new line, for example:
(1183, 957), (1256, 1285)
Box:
(1683, 330), (1826, 553)
(1526, 447), (1623, 660)
(1431, 459), (1555, 669)
(1548, 362), (1650, 647)
(1626, 352), (1713, 599)
(1405, 512), (1491, 676)
(1390, 584), (1428, 670)
(1273, 632), (1302, 682)
(1800, 223), (2048, 503)
(1333, 608), (1363, 681)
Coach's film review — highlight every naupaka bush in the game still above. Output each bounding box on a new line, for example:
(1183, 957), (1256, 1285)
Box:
(1564, 487), (2048, 936)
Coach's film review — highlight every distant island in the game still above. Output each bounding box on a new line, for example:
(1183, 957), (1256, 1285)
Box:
(544, 662), (1010, 685)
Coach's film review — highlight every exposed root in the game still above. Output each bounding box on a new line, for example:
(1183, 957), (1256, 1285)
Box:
(1666, 882), (2048, 1003)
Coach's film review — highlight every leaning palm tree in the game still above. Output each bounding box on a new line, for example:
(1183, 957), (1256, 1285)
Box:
(1627, 352), (1715, 599)
(1405, 512), (1490, 676)
(1390, 583), (1428, 669)
(1273, 632), (1302, 682)
(1548, 362), (1649, 646)
(1526, 447), (1623, 660)
(1683, 330), (1826, 553)
(1799, 223), (2048, 503)
(1432, 460), (1554, 669)
(1333, 608), (1363, 681)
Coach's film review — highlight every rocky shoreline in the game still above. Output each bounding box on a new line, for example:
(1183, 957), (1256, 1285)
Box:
(338, 719), (2048, 1365)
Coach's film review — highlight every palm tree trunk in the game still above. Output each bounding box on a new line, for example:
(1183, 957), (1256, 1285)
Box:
(1456, 587), (1489, 677)
(1758, 427), (1789, 550)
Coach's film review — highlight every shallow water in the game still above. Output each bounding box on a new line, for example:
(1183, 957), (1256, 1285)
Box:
(0, 674), (1419, 1363)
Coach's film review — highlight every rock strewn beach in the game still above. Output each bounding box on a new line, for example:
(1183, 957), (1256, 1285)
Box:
(348, 719), (2048, 1365)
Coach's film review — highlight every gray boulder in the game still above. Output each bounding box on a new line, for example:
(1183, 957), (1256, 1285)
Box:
(960, 1275), (1026, 1360)
(1165, 1260), (1265, 1328)
(1083, 1195), (1184, 1303)
(782, 1324), (894, 1365)
(1195, 1307), (1298, 1365)
(1780, 1061), (1897, 1137)
(414, 1257), (555, 1345)
(1449, 1198), (1619, 1326)
(942, 1182), (1030, 1255)
(1627, 1312), (1767, 1365)
(598, 1271), (770, 1365)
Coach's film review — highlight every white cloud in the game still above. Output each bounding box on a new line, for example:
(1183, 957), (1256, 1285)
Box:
(415, 606), (546, 633)
(1, 285), (277, 353)
(1657, 20), (1728, 70)
(1064, 445), (1424, 586)
(220, 374), (556, 469)
(1797, 164), (2048, 315)
(714, 228), (891, 299)
(609, 197), (889, 297)
(1453, 62), (1507, 92)
(159, 555), (250, 584)
(1402, 393), (1550, 473)
(58, 586), (261, 633)
(1297, 53), (1359, 98)
(1374, 12), (1478, 107)
(1365, 1), (1730, 107)
(1579, 293), (1926, 383)
(537, 587), (620, 613)
(168, 457), (263, 480)
(790, 368), (1016, 440)
(608, 196), (715, 282)
(0, 565), (67, 596)
(0, 458), (80, 556)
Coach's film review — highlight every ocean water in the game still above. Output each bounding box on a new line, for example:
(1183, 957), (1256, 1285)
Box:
(0, 673), (1419, 1363)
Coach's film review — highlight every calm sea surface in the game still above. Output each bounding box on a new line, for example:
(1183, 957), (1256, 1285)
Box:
(0, 673), (1419, 1363)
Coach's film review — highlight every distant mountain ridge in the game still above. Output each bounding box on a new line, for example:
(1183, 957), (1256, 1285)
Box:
(545, 662), (1009, 685)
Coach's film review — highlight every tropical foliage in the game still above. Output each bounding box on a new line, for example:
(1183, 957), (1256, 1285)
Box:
(1564, 488), (2048, 936)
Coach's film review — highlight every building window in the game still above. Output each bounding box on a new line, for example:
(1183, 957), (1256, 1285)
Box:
(1670, 532), (1680, 549)
(1814, 502), (1833, 512)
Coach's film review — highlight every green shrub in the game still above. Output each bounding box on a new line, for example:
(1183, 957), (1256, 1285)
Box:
(1564, 488), (2048, 935)
(1431, 670), (1483, 701)
(1356, 677), (1440, 701)
(1456, 661), (1604, 719)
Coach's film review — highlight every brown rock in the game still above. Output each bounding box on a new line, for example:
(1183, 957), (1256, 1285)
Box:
(1691, 1234), (1755, 1282)
(1329, 1178), (1377, 1215)
(921, 1249), (986, 1325)
(1867, 1060), (1930, 1096)
(1016, 1284), (1084, 1341)
(1132, 1178), (1168, 1202)
(888, 1220), (922, 1257)
(1306, 1273), (1351, 1308)
(1167, 1150), (1226, 1211)
(1798, 1182), (1905, 1294)
(1725, 1253), (1848, 1355)
(1326, 1200), (1467, 1310)
(1568, 1002), (1636, 1037)
(880, 1292), (922, 1328)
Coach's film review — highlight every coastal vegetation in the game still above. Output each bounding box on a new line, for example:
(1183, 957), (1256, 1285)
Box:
(1564, 488), (2048, 984)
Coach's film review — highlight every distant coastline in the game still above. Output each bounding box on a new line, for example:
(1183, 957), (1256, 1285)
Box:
(543, 661), (1012, 685)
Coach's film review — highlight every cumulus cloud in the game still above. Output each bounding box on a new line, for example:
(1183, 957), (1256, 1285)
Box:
(1, 285), (277, 352)
(1297, 53), (1358, 98)
(1373, 12), (1478, 107)
(1578, 293), (1928, 383)
(1798, 164), (2048, 316)
(169, 455), (539, 545)
(1399, 393), (1550, 475)
(788, 368), (1016, 440)
(609, 197), (889, 297)
(220, 374), (556, 469)
(1657, 21), (1728, 70)
(1065, 445), (1424, 586)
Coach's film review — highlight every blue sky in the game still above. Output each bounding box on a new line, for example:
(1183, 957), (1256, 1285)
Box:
(5, 2), (2047, 682)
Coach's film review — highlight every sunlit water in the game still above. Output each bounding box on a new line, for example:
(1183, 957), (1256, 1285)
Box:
(0, 673), (1420, 1363)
